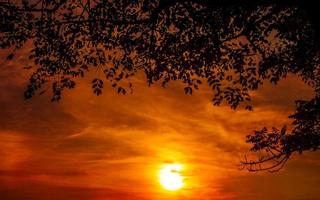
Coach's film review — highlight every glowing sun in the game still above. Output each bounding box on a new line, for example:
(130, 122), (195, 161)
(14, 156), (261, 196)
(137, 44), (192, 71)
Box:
(159, 164), (184, 191)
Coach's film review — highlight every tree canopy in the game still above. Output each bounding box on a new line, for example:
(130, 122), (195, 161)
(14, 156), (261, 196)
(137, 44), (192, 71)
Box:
(0, 0), (319, 172)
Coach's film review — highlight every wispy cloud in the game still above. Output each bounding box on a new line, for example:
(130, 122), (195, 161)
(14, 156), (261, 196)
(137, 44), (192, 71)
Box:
(0, 48), (319, 200)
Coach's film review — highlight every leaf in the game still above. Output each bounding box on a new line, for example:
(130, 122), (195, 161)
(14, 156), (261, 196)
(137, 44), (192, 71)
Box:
(117, 87), (126, 94)
(245, 105), (253, 111)
(6, 53), (14, 60)
(94, 88), (102, 96)
(92, 78), (98, 84)
(184, 87), (192, 95)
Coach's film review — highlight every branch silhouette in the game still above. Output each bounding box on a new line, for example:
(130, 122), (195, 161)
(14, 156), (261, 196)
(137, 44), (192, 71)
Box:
(1, 0), (319, 172)
(241, 97), (320, 172)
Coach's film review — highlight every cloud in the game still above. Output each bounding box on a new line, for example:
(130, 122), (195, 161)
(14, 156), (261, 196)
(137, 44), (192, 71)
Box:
(0, 181), (149, 200)
(53, 127), (151, 161)
(0, 169), (88, 178)
(218, 153), (320, 200)
(252, 75), (314, 110)
(0, 46), (319, 200)
(0, 79), (85, 141)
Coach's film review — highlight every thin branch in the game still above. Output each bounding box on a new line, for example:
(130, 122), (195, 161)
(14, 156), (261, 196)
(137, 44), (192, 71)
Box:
(0, 0), (67, 12)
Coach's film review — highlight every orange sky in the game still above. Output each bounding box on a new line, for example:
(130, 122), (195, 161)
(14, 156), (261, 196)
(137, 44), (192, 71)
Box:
(0, 47), (320, 200)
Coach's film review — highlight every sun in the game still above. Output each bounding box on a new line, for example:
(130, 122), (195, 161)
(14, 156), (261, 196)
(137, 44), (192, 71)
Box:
(159, 164), (184, 191)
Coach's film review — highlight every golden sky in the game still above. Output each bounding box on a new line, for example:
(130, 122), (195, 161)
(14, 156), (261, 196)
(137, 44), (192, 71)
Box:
(0, 47), (320, 200)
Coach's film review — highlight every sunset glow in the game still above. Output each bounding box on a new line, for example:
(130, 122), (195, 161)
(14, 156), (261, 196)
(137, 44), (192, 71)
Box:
(1, 12), (320, 199)
(159, 164), (184, 191)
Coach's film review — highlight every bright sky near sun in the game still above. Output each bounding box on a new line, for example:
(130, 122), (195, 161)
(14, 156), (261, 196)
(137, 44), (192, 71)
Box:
(159, 164), (184, 191)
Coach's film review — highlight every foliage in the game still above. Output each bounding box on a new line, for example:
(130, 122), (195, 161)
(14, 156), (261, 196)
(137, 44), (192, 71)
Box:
(241, 97), (320, 172)
(0, 0), (319, 171)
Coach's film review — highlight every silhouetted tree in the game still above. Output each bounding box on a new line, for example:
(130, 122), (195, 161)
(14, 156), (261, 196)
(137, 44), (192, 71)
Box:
(0, 0), (319, 172)
(241, 96), (320, 172)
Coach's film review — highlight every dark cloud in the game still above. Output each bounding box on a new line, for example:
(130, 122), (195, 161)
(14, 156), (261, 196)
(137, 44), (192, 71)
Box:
(252, 76), (314, 110)
(218, 155), (320, 200)
(0, 169), (88, 178)
(54, 133), (150, 160)
(0, 80), (85, 138)
(0, 181), (148, 200)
